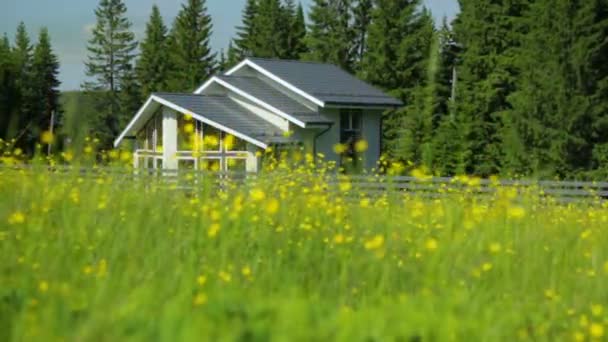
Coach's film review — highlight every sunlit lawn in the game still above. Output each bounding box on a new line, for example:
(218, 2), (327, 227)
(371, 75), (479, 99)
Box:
(1, 164), (608, 341)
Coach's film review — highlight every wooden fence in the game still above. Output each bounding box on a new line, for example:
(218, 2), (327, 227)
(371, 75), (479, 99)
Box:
(1, 164), (607, 203)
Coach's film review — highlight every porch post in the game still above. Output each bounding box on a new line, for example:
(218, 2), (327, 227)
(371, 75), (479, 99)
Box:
(162, 107), (178, 170)
(246, 143), (259, 173)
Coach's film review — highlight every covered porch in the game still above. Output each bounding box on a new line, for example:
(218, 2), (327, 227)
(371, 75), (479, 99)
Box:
(114, 93), (286, 173)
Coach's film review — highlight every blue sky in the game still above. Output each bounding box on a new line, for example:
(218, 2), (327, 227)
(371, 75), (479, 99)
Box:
(0, 0), (460, 91)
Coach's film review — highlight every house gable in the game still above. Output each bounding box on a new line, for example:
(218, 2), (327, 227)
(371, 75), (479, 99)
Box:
(114, 93), (282, 149)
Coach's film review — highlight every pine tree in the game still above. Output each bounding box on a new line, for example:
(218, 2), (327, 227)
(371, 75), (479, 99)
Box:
(234, 0), (259, 58)
(137, 5), (170, 100)
(168, 0), (216, 91)
(392, 10), (437, 167)
(305, 0), (356, 72)
(585, 0), (608, 177)
(30, 27), (61, 150)
(83, 0), (138, 148)
(252, 0), (287, 58)
(218, 49), (228, 71)
(360, 0), (435, 162)
(0, 34), (19, 141)
(431, 18), (463, 175)
(284, 1), (307, 59)
(451, 0), (532, 176)
(506, 0), (608, 178)
(12, 22), (34, 145)
(119, 63), (141, 128)
(352, 0), (372, 69)
(226, 41), (240, 69)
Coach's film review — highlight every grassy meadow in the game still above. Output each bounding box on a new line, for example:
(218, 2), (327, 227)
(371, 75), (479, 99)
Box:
(1, 157), (608, 341)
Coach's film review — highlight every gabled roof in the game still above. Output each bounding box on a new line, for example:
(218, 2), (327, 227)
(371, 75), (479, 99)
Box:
(114, 93), (283, 148)
(227, 58), (403, 107)
(217, 75), (333, 125)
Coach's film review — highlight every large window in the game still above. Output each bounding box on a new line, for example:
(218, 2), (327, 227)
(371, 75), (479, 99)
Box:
(340, 108), (363, 166)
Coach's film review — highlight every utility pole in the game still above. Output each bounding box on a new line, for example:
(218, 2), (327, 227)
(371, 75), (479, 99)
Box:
(47, 110), (55, 156)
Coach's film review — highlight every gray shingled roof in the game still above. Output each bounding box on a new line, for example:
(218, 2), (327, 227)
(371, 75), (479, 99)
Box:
(217, 75), (333, 125)
(153, 93), (283, 142)
(246, 58), (403, 107)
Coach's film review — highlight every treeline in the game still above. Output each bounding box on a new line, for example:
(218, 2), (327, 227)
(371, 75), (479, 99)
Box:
(2, 0), (607, 179)
(0, 23), (61, 154)
(82, 0), (312, 148)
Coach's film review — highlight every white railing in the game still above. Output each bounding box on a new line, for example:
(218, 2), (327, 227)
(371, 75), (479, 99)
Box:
(134, 149), (253, 172)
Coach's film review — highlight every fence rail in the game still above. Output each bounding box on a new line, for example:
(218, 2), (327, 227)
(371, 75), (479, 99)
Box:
(1, 164), (607, 203)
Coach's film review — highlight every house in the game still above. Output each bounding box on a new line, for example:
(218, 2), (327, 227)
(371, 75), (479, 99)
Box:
(114, 58), (402, 173)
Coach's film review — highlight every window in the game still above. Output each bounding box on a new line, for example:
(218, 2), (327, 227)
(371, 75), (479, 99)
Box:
(340, 108), (363, 166)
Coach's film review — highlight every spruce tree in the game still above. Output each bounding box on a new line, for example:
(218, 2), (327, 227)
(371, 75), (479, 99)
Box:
(352, 0), (372, 69)
(431, 18), (463, 175)
(137, 5), (170, 100)
(506, 0), (608, 178)
(284, 1), (307, 59)
(305, 0), (356, 72)
(168, 0), (216, 91)
(360, 0), (434, 162)
(451, 0), (532, 176)
(12, 22), (34, 145)
(234, 0), (258, 58)
(30, 27), (61, 150)
(252, 0), (287, 58)
(392, 10), (437, 167)
(83, 0), (138, 148)
(0, 34), (19, 141)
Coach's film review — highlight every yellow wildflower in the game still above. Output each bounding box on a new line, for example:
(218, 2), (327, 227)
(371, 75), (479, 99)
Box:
(339, 182), (352, 192)
(224, 134), (235, 150)
(354, 140), (368, 153)
(364, 235), (384, 250)
(39, 281), (49, 293)
(265, 198), (280, 215)
(590, 323), (604, 338)
(193, 292), (208, 306)
(218, 271), (232, 283)
(207, 223), (221, 238)
(489, 242), (502, 254)
(241, 266), (252, 277)
(8, 211), (25, 225)
(333, 143), (347, 154)
(183, 123), (195, 134)
(40, 131), (54, 144)
(250, 188), (266, 201)
(62, 150), (74, 162)
(197, 275), (207, 286)
(507, 205), (526, 219)
(425, 238), (438, 251)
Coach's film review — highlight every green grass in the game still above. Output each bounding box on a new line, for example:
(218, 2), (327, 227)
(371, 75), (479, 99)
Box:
(1, 166), (607, 341)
